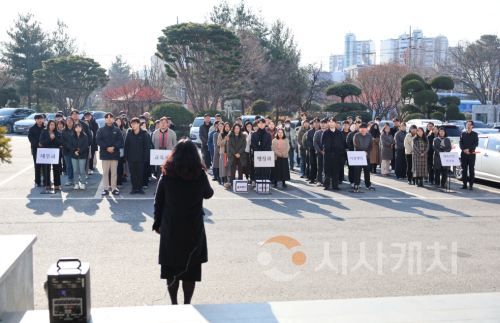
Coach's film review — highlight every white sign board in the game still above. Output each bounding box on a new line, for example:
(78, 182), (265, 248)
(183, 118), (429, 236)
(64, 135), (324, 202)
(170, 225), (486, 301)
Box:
(36, 148), (60, 165)
(254, 151), (275, 167)
(233, 180), (248, 193)
(440, 152), (460, 167)
(256, 180), (271, 194)
(347, 151), (367, 166)
(150, 149), (172, 165)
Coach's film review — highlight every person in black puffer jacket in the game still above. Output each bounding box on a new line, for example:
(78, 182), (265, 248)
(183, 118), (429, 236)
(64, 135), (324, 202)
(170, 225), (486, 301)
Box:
(250, 119), (272, 181)
(69, 123), (88, 189)
(124, 118), (151, 194)
(39, 120), (63, 190)
(96, 113), (124, 195)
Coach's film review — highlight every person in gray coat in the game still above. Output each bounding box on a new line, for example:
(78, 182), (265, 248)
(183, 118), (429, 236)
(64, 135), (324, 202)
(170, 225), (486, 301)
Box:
(394, 123), (407, 179)
(433, 127), (452, 188)
(283, 120), (296, 170)
(313, 118), (327, 186)
(380, 124), (395, 176)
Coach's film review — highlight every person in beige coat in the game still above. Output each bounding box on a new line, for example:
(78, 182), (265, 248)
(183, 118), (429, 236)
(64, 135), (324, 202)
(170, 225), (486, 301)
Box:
(271, 128), (291, 188)
(217, 122), (232, 186)
(404, 125), (417, 185)
(152, 117), (178, 179)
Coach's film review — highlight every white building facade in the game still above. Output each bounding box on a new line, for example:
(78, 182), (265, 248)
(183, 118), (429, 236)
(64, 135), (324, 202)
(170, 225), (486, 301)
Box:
(329, 33), (376, 72)
(380, 30), (448, 67)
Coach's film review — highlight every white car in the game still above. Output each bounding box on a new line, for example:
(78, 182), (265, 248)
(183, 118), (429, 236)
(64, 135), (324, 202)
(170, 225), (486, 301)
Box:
(13, 113), (61, 134)
(452, 133), (500, 184)
(189, 117), (215, 146)
(405, 119), (443, 129)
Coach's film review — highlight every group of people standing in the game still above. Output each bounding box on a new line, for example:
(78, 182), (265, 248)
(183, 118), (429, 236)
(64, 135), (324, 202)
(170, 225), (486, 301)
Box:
(200, 113), (291, 189)
(198, 111), (479, 193)
(28, 110), (177, 195)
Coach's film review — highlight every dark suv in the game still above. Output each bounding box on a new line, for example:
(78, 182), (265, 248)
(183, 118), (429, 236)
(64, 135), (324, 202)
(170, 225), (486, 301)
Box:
(0, 108), (36, 133)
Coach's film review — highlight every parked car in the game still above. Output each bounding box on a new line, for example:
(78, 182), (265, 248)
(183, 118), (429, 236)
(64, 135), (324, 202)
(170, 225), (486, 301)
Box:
(14, 112), (67, 134)
(472, 129), (500, 135)
(431, 124), (462, 147)
(241, 115), (263, 125)
(0, 108), (36, 133)
(81, 111), (106, 128)
(452, 133), (500, 184)
(378, 120), (394, 128)
(405, 119), (443, 129)
(448, 120), (489, 130)
(492, 123), (500, 129)
(189, 117), (215, 146)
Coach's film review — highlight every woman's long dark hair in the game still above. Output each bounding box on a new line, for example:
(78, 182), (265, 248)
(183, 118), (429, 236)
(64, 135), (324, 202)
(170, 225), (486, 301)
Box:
(369, 123), (380, 138)
(275, 128), (286, 139)
(46, 120), (57, 133)
(415, 127), (427, 142)
(162, 139), (206, 180)
(221, 122), (231, 139)
(231, 123), (242, 135)
(72, 123), (84, 137)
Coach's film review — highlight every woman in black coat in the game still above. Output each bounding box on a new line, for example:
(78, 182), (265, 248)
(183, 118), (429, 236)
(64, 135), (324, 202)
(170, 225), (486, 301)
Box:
(153, 139), (214, 305)
(39, 120), (63, 190)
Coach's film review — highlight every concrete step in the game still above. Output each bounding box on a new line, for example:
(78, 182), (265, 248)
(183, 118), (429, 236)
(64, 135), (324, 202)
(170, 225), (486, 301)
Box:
(2, 292), (500, 323)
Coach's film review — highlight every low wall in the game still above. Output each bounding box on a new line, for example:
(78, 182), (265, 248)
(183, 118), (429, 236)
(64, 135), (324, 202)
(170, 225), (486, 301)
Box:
(0, 235), (37, 318)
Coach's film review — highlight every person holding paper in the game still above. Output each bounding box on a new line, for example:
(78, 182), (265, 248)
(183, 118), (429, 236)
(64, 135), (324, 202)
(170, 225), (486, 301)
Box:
(28, 114), (45, 187)
(124, 118), (151, 195)
(412, 127), (429, 187)
(69, 123), (88, 190)
(346, 122), (360, 187)
(251, 118), (272, 181)
(39, 119), (63, 191)
(225, 123), (247, 189)
(353, 123), (375, 192)
(271, 128), (290, 188)
(433, 127), (451, 188)
(459, 120), (479, 190)
(152, 117), (177, 179)
(322, 117), (343, 190)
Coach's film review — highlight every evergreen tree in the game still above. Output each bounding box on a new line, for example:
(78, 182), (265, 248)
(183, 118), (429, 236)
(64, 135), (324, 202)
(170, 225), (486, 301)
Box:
(108, 55), (132, 88)
(0, 13), (53, 109)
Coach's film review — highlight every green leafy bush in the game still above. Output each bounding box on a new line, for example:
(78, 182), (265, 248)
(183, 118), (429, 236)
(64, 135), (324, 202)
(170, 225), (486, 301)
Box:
(430, 111), (445, 121)
(151, 103), (195, 126)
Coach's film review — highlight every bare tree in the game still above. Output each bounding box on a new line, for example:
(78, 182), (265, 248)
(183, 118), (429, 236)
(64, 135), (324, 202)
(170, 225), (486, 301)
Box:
(296, 62), (333, 112)
(349, 63), (408, 118)
(439, 35), (500, 104)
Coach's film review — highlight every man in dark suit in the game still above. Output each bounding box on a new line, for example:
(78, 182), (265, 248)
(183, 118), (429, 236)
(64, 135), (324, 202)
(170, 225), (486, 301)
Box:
(321, 117), (343, 190)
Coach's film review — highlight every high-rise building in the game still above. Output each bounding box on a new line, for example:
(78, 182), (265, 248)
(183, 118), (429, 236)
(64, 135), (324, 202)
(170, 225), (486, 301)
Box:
(329, 33), (376, 72)
(380, 30), (448, 67)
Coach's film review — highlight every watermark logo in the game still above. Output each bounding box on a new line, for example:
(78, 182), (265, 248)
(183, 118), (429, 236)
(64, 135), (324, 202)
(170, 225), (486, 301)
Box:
(258, 238), (458, 281)
(257, 235), (306, 281)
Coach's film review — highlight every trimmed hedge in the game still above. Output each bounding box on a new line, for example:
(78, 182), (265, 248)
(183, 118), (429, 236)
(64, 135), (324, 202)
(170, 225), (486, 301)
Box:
(404, 113), (426, 122)
(151, 103), (194, 126)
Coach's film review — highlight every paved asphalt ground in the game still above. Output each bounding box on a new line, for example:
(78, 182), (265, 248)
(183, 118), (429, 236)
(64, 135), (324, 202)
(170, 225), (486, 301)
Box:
(1, 134), (499, 309)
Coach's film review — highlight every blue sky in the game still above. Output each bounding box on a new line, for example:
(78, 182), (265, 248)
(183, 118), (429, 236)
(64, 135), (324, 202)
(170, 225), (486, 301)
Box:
(1, 0), (499, 71)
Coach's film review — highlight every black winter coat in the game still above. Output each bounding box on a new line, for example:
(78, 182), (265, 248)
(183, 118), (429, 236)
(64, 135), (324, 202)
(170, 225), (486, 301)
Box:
(346, 130), (358, 152)
(96, 124), (124, 160)
(322, 128), (343, 173)
(74, 120), (91, 139)
(69, 134), (89, 159)
(88, 118), (99, 150)
(124, 128), (150, 162)
(153, 172), (214, 266)
(251, 128), (272, 152)
(28, 123), (45, 149)
(306, 128), (317, 150)
(39, 129), (63, 149)
(199, 122), (213, 146)
(341, 130), (351, 152)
